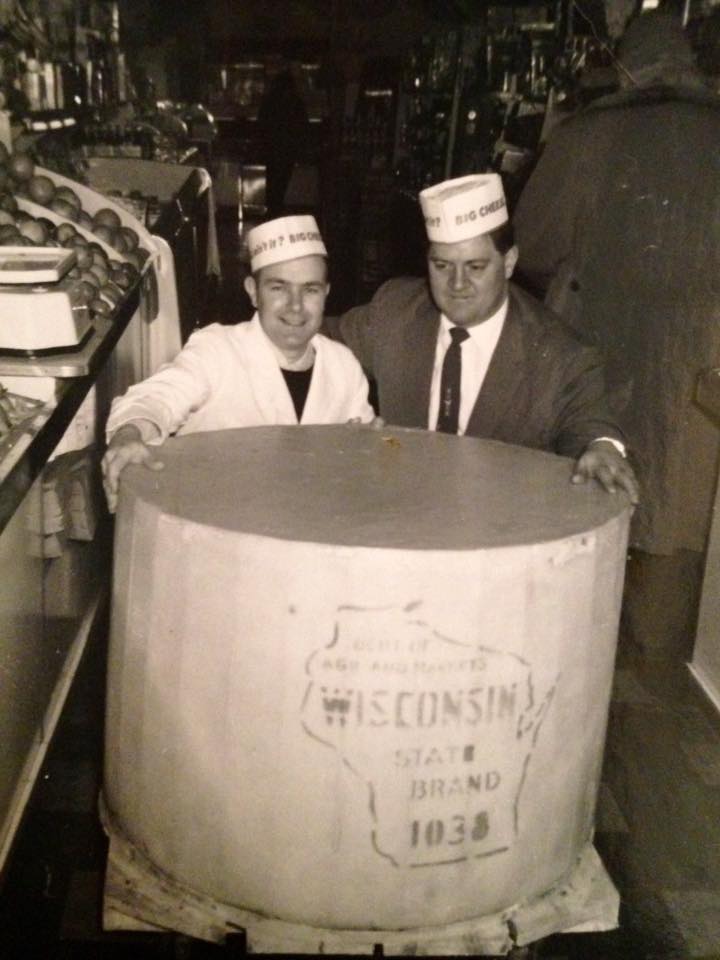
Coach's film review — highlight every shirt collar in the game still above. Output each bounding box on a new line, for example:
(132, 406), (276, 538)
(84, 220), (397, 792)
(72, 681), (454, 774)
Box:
(440, 297), (509, 342)
(252, 311), (316, 370)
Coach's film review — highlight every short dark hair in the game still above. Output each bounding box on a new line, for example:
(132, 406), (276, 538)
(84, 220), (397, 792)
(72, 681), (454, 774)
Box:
(487, 220), (515, 254)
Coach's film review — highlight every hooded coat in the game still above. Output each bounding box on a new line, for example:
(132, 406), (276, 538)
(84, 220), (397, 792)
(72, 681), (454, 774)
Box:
(513, 81), (720, 554)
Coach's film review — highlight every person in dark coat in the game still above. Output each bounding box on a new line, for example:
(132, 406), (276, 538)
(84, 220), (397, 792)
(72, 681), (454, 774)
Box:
(257, 65), (309, 218)
(513, 11), (720, 661)
(329, 173), (639, 502)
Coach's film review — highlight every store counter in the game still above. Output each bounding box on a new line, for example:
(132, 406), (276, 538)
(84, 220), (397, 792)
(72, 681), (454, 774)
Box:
(0, 287), (139, 874)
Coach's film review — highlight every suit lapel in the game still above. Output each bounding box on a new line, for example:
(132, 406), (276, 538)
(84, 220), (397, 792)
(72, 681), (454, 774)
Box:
(465, 292), (527, 438)
(404, 294), (440, 428)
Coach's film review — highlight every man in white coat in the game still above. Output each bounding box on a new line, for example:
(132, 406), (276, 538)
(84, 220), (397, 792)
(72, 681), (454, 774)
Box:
(102, 215), (374, 512)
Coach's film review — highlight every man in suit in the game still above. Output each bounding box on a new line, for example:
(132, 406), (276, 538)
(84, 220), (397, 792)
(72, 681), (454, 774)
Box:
(102, 215), (374, 512)
(330, 173), (639, 503)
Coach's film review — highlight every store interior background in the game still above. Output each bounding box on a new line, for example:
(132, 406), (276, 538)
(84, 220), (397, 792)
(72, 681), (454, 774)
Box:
(2, 0), (720, 957)
(74, 0), (674, 319)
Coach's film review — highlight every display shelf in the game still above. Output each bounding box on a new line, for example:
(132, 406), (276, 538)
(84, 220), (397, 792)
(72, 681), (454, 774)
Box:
(85, 158), (218, 343)
(0, 259), (141, 876)
(0, 288), (137, 537)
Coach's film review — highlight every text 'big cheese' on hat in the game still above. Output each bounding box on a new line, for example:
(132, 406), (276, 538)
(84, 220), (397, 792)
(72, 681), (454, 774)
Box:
(420, 174), (508, 244)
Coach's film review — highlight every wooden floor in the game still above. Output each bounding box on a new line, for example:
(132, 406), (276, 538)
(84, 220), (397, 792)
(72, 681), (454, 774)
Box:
(1, 210), (719, 959)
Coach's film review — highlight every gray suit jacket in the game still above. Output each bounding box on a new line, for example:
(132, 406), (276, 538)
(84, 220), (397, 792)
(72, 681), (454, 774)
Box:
(329, 277), (624, 459)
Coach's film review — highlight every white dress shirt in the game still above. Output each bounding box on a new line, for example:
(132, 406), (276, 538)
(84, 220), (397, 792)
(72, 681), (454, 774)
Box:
(428, 299), (508, 434)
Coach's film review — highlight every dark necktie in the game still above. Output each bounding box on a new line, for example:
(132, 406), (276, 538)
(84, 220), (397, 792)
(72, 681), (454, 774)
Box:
(436, 326), (469, 434)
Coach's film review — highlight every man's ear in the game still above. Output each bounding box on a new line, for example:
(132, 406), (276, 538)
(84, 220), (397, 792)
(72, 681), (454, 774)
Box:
(243, 274), (258, 307)
(504, 244), (519, 279)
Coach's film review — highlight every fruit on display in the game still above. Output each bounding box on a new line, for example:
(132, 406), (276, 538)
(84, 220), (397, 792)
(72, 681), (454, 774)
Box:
(8, 152), (35, 184)
(27, 175), (55, 205)
(0, 144), (151, 320)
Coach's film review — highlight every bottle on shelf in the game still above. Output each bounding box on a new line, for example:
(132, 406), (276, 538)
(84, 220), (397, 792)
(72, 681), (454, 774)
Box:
(107, 0), (127, 104)
(22, 56), (43, 112)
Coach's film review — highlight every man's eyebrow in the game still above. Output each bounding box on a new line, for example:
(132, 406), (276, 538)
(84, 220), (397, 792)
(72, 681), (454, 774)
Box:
(429, 256), (488, 265)
(260, 276), (325, 286)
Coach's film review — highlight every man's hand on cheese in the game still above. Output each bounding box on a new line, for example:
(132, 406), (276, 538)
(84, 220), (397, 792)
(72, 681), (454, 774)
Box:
(571, 439), (640, 504)
(102, 422), (165, 513)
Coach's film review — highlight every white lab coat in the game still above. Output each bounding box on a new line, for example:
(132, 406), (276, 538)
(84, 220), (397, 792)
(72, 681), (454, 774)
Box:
(106, 315), (374, 443)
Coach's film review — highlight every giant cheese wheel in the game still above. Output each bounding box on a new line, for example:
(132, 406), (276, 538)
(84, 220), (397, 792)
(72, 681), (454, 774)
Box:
(105, 425), (630, 932)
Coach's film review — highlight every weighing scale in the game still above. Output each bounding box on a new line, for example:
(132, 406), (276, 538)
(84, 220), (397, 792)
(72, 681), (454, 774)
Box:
(0, 247), (93, 355)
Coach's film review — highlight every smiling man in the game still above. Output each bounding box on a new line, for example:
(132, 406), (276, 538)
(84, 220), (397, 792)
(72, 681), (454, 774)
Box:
(102, 215), (374, 512)
(329, 173), (639, 503)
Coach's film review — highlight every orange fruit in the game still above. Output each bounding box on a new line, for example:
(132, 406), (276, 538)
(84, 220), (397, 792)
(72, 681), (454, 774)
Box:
(28, 175), (56, 206)
(93, 207), (122, 230)
(0, 224), (21, 243)
(110, 231), (130, 254)
(18, 218), (50, 244)
(0, 192), (18, 213)
(93, 224), (117, 247)
(79, 269), (100, 288)
(8, 151), (35, 182)
(74, 245), (94, 270)
(89, 263), (110, 286)
(89, 246), (109, 268)
(55, 222), (78, 244)
(110, 267), (133, 290)
(54, 186), (81, 211)
(119, 226), (140, 251)
(100, 281), (123, 305)
(90, 297), (113, 317)
(51, 197), (79, 222)
(123, 249), (145, 270)
(118, 262), (140, 284)
(74, 280), (97, 304)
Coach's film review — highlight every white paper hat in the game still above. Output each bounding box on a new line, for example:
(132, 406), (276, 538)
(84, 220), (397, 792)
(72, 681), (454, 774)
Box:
(419, 173), (508, 244)
(247, 215), (327, 272)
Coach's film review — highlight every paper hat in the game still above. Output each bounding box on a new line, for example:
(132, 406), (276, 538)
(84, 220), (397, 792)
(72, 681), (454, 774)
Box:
(420, 174), (508, 244)
(247, 215), (327, 272)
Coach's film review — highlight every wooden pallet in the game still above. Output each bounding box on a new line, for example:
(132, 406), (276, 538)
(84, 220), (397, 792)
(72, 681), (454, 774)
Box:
(101, 799), (619, 956)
